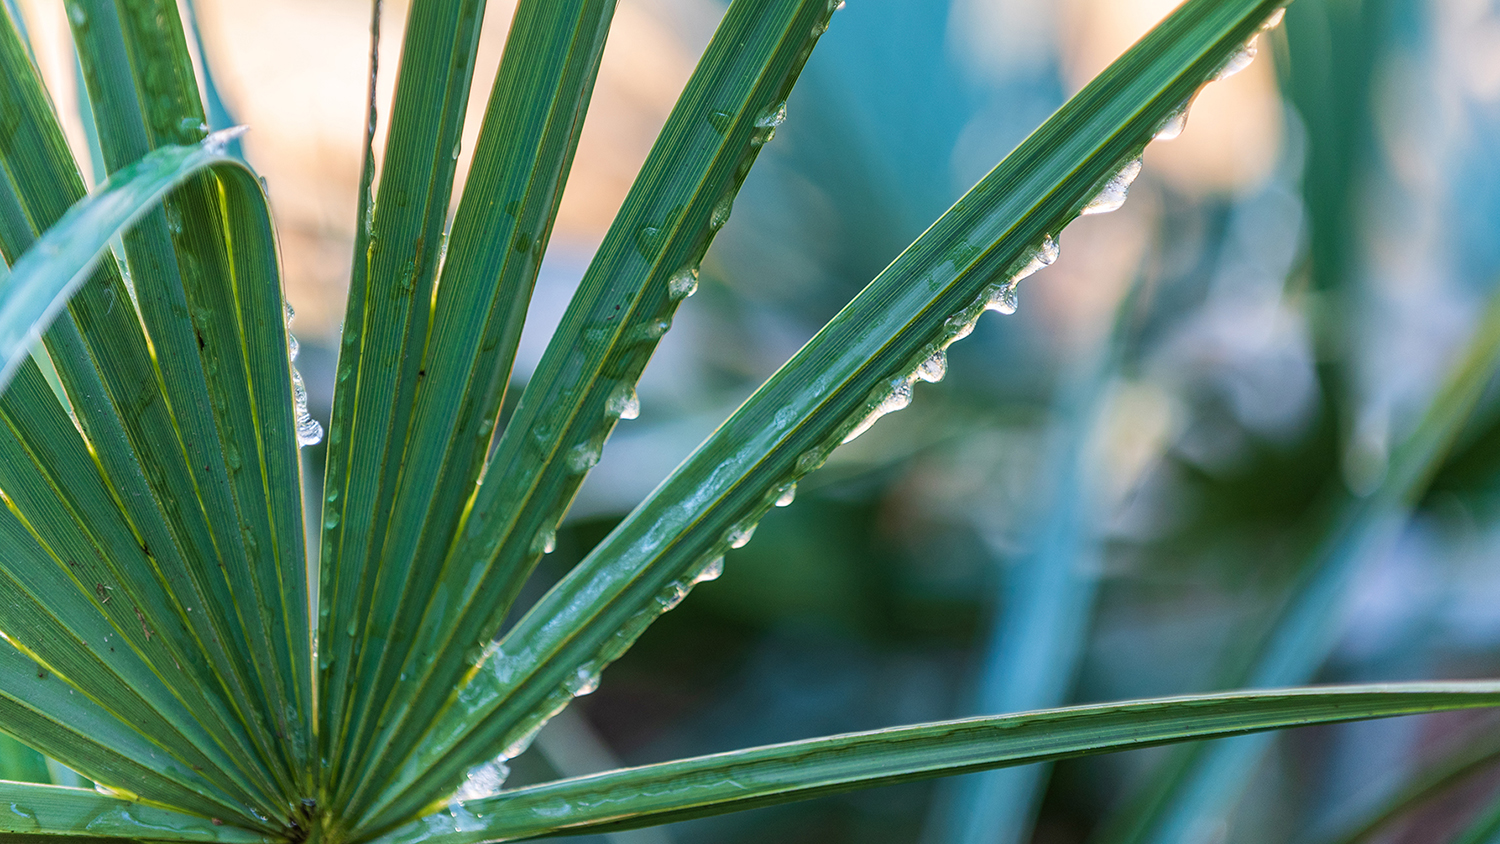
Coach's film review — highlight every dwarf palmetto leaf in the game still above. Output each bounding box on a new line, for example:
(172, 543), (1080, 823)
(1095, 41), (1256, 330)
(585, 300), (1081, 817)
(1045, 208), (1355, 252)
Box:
(0, 22), (273, 797)
(356, 0), (1294, 829)
(347, 0), (843, 825)
(4, 0), (1500, 841)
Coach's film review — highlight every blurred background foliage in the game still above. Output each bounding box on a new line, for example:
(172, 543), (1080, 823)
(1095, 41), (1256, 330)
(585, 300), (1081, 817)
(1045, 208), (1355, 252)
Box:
(11, 0), (1500, 840)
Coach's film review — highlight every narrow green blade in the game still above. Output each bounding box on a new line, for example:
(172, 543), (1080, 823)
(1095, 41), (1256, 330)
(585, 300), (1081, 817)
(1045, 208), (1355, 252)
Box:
(334, 0), (616, 808)
(368, 684), (1500, 844)
(317, 0), (487, 788)
(358, 0), (1287, 828)
(71, 0), (310, 788)
(0, 134), (242, 390)
(0, 359), (283, 816)
(0, 129), (301, 817)
(350, 0), (842, 823)
(0, 7), (283, 800)
(0, 780), (270, 841)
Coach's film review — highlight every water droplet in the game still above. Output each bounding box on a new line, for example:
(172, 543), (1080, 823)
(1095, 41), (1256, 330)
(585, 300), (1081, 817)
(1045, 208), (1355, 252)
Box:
(293, 368), (324, 447)
(836, 0), (846, 9)
(631, 317), (673, 344)
(326, 489), (339, 503)
(1082, 157), (1142, 216)
(165, 205), (184, 235)
(656, 581), (690, 611)
(774, 482), (797, 507)
(531, 527), (557, 555)
(942, 313), (979, 347)
(708, 109), (733, 134)
(843, 378), (914, 444)
(985, 281), (1019, 315)
(1261, 7), (1285, 30)
(567, 443), (601, 473)
(9, 802), (37, 829)
(755, 101), (788, 129)
(606, 383), (640, 420)
(796, 448), (827, 475)
(634, 225), (663, 258)
(693, 556), (725, 583)
(726, 521), (757, 549)
(177, 117), (208, 141)
(454, 759), (509, 802)
(915, 349), (947, 383)
(668, 267), (699, 300)
(1011, 234), (1059, 284)
(345, 620), (357, 637)
(452, 140), (461, 160)
(1215, 36), (1258, 81)
(202, 126), (249, 156)
(1153, 98), (1194, 141)
(66, 3), (86, 26)
(750, 101), (787, 146)
(285, 302), (323, 446)
(709, 193), (734, 230)
(565, 666), (600, 697)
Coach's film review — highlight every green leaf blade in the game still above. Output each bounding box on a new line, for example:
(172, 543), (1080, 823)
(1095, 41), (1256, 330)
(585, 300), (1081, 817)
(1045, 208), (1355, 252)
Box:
(369, 684), (1500, 844)
(0, 780), (271, 841)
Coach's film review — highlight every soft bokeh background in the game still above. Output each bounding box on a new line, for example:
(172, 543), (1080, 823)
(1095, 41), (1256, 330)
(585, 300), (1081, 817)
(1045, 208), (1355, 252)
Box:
(14, 0), (1500, 840)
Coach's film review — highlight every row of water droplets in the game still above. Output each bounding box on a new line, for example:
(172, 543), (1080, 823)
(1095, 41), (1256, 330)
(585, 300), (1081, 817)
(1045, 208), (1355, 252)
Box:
(838, 4), (1285, 451)
(532, 79), (800, 563)
(441, 0), (1281, 814)
(285, 301), (323, 447)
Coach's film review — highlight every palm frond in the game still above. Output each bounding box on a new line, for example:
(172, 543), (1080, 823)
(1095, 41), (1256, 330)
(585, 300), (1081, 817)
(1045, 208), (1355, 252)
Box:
(356, 0), (1286, 830)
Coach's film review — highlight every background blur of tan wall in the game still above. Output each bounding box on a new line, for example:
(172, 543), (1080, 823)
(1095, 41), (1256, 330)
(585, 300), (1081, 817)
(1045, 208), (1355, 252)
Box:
(12, 0), (1284, 343)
